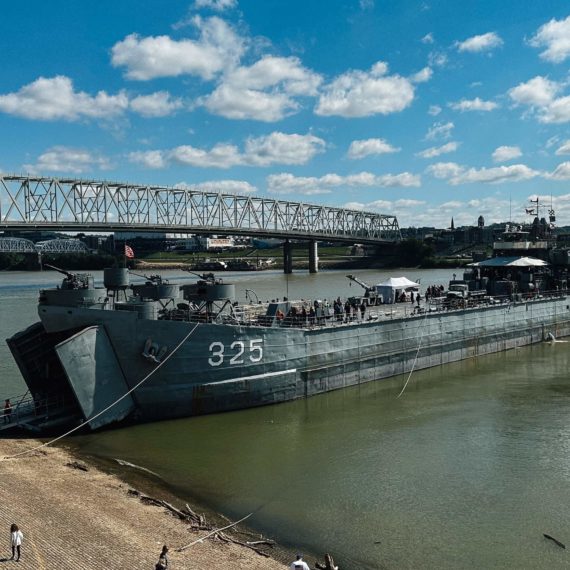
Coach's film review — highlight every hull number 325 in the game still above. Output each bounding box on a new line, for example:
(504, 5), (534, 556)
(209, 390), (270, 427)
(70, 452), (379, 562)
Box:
(208, 339), (263, 367)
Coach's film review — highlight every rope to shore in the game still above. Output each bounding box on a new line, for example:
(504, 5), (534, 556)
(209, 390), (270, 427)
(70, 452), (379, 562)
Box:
(397, 309), (430, 399)
(2, 323), (200, 461)
(176, 512), (253, 552)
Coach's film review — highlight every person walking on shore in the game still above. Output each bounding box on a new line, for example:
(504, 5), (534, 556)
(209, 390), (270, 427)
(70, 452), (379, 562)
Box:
(155, 545), (169, 569)
(10, 524), (23, 561)
(290, 553), (310, 570)
(3, 399), (12, 424)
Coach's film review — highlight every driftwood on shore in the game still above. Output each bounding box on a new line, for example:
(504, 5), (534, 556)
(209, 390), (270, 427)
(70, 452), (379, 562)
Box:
(127, 489), (210, 529)
(176, 512), (254, 552)
(66, 460), (89, 471)
(315, 553), (339, 570)
(126, 488), (275, 559)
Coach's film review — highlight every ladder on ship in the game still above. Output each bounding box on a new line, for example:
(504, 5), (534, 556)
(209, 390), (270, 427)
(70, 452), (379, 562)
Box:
(0, 392), (80, 433)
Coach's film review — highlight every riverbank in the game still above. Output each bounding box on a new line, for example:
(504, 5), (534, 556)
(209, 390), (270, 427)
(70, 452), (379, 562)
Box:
(0, 438), (288, 569)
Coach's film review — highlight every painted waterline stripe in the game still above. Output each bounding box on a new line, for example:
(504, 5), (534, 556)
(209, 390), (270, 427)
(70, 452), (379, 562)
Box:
(204, 369), (297, 385)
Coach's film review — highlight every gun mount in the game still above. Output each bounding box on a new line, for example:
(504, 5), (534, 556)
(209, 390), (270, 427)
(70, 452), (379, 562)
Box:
(346, 274), (380, 301)
(44, 264), (92, 290)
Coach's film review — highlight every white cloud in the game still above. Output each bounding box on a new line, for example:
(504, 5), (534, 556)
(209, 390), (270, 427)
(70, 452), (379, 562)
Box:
(410, 67), (432, 83)
(547, 162), (570, 180)
(130, 92), (184, 117)
(529, 15), (570, 63)
(267, 170), (420, 195)
(130, 132), (325, 169)
(428, 51), (448, 67)
(449, 97), (498, 112)
(428, 105), (442, 116)
(421, 33), (434, 44)
(347, 138), (400, 159)
(24, 146), (112, 174)
(204, 85), (298, 122)
(546, 136), (560, 149)
(175, 179), (257, 194)
(425, 121), (454, 141)
(427, 161), (540, 185)
(128, 150), (168, 169)
(243, 132), (325, 166)
(456, 164), (539, 184)
(266, 174), (332, 195)
(555, 140), (570, 155)
(170, 143), (241, 168)
(315, 61), (415, 117)
(541, 95), (570, 124)
(0, 76), (128, 121)
(111, 16), (245, 80)
(456, 32), (503, 53)
(426, 162), (463, 179)
(194, 0), (237, 11)
(224, 56), (321, 96)
(508, 76), (570, 124)
(204, 56), (322, 121)
(492, 146), (522, 162)
(417, 141), (459, 158)
(508, 76), (560, 107)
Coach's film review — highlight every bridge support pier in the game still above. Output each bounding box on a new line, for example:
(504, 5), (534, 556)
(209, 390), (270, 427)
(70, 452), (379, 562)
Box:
(283, 239), (293, 274)
(308, 240), (318, 273)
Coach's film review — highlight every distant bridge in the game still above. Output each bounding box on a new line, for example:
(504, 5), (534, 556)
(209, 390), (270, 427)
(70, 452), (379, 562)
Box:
(0, 175), (400, 245)
(0, 237), (89, 254)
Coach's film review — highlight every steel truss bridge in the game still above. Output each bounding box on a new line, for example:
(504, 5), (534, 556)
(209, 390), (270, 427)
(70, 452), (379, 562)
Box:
(0, 175), (401, 244)
(0, 237), (89, 254)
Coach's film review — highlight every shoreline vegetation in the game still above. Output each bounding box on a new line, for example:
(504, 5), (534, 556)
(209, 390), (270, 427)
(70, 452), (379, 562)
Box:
(0, 241), (468, 272)
(0, 437), (291, 569)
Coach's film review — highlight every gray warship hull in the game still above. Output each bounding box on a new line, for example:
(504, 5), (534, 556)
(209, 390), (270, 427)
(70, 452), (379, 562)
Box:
(7, 294), (570, 431)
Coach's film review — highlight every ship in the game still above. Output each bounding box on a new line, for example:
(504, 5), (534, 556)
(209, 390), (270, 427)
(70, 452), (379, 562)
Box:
(3, 203), (570, 433)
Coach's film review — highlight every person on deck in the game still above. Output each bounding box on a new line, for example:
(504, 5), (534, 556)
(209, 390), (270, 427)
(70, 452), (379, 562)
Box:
(3, 399), (12, 424)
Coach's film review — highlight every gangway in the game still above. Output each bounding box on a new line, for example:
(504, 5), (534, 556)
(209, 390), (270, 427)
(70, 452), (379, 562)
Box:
(0, 392), (80, 433)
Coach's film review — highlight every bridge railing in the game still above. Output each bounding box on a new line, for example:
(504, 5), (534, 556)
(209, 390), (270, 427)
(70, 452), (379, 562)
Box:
(0, 175), (401, 243)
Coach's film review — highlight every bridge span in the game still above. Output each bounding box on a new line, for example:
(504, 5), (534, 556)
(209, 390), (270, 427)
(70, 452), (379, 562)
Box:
(0, 174), (401, 272)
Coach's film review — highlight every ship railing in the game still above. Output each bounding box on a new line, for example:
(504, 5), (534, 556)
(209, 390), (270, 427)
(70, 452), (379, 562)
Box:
(2, 392), (71, 428)
(169, 288), (569, 328)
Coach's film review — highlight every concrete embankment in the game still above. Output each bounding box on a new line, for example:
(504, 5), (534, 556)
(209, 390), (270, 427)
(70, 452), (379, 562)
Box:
(0, 438), (287, 570)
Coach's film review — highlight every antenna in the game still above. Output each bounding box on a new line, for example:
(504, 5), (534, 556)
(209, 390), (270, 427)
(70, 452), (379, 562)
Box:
(509, 193), (512, 222)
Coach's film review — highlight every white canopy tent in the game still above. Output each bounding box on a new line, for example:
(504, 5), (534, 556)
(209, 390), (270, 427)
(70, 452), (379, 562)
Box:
(375, 276), (420, 304)
(469, 256), (548, 267)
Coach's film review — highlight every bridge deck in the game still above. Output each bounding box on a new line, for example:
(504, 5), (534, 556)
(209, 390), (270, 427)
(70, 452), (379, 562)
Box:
(0, 175), (401, 245)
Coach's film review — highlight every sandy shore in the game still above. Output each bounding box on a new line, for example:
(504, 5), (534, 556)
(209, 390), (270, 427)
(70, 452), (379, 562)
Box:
(0, 438), (288, 570)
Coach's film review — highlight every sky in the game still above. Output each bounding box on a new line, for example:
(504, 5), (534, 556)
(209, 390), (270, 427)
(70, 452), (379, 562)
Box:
(1, 0), (570, 229)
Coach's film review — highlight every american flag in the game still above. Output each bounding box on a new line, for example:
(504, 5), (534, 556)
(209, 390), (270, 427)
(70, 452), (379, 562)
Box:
(124, 244), (135, 258)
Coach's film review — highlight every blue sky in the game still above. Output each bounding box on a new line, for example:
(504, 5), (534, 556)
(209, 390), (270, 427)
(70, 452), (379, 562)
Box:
(2, 0), (570, 228)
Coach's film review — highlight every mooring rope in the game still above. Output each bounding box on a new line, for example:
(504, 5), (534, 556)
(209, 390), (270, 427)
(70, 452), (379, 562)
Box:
(397, 308), (430, 399)
(2, 322), (200, 460)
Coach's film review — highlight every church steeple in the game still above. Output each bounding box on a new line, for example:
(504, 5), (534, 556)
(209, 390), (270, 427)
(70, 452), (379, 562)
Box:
(450, 217), (455, 230)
